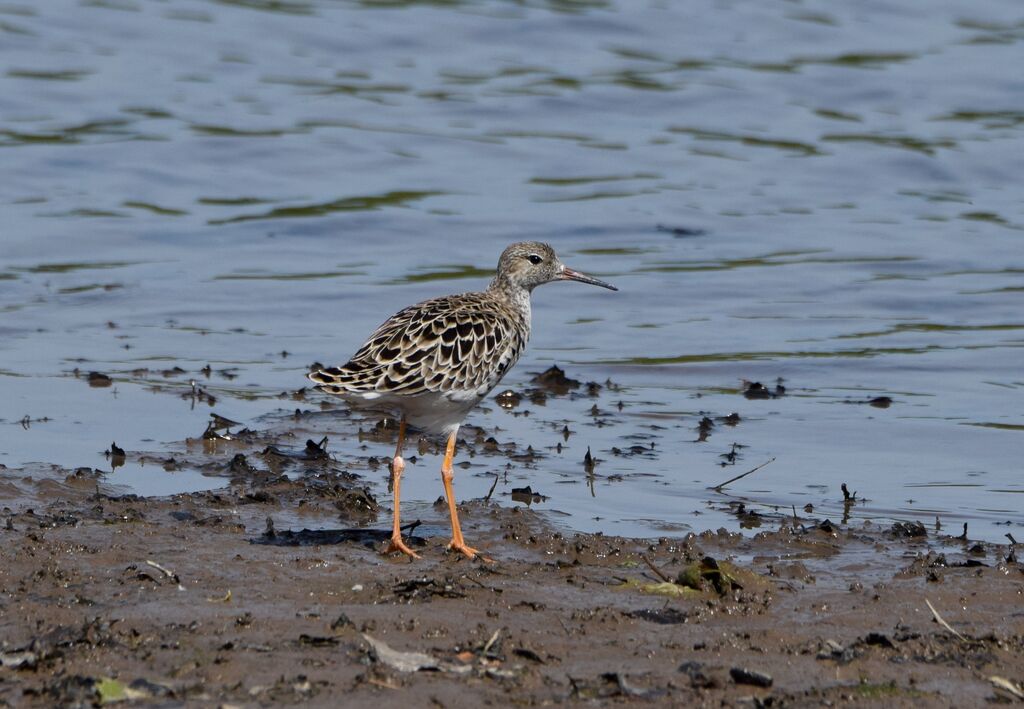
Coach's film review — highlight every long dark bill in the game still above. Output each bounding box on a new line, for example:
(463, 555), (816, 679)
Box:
(560, 266), (618, 291)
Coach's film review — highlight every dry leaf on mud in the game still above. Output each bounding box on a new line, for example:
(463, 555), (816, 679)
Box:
(96, 678), (151, 704)
(619, 579), (698, 597)
(362, 634), (439, 673)
(623, 556), (768, 597)
(989, 675), (1024, 701)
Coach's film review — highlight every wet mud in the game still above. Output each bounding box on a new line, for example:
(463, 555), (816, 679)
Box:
(2, 451), (1022, 707)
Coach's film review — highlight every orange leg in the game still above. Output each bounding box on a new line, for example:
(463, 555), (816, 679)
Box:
(385, 417), (419, 559)
(440, 429), (490, 561)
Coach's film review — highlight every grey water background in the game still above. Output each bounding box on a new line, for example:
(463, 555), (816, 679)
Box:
(2, 0), (1022, 541)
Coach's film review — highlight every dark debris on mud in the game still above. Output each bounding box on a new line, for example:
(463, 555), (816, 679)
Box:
(1, 466), (1023, 708)
(1, 485), (1021, 708)
(2, 367), (1022, 707)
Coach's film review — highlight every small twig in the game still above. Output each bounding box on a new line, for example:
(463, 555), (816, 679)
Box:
(146, 559), (184, 591)
(461, 575), (486, 589)
(483, 473), (500, 503)
(925, 598), (966, 642)
(989, 676), (1024, 701)
(146, 559), (177, 580)
(482, 628), (501, 656)
(639, 554), (673, 583)
(1006, 533), (1018, 546)
(710, 457), (775, 492)
(460, 573), (503, 593)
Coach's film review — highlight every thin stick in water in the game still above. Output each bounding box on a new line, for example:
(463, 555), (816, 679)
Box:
(710, 457), (776, 492)
(483, 473), (500, 503)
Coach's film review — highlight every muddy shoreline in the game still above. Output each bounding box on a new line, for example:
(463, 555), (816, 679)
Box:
(5, 0), (1024, 704)
(2, 456), (1022, 707)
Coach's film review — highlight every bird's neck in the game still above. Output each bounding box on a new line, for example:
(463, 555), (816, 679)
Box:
(487, 278), (532, 324)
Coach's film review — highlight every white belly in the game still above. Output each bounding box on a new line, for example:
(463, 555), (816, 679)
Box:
(339, 389), (483, 437)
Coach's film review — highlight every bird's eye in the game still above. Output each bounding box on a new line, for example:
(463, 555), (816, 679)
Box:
(527, 254), (543, 265)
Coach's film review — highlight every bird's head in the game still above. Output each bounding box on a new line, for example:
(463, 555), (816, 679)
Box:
(493, 241), (618, 293)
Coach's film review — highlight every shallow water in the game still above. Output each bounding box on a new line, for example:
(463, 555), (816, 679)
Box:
(2, 0), (1022, 542)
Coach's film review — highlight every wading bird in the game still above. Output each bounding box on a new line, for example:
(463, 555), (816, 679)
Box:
(309, 242), (617, 559)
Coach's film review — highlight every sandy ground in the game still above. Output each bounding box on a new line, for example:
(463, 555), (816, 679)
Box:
(1, 456), (1022, 708)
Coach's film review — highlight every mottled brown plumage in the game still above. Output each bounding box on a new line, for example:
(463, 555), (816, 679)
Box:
(308, 241), (616, 560)
(311, 291), (527, 408)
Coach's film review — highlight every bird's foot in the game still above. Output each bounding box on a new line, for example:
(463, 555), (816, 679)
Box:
(446, 539), (493, 563)
(385, 535), (421, 559)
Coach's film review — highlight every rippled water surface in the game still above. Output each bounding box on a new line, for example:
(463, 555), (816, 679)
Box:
(2, 0), (1022, 542)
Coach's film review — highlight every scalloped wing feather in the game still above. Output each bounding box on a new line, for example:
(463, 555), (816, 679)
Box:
(308, 293), (528, 400)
